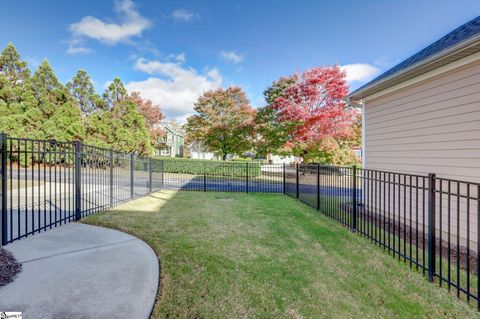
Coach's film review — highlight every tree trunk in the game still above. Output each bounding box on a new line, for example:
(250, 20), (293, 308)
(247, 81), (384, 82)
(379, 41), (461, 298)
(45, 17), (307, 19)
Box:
(222, 153), (227, 161)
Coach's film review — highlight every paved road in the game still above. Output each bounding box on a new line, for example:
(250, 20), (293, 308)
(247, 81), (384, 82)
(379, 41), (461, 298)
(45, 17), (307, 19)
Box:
(0, 223), (159, 319)
(3, 168), (357, 243)
(163, 178), (283, 193)
(3, 183), (153, 243)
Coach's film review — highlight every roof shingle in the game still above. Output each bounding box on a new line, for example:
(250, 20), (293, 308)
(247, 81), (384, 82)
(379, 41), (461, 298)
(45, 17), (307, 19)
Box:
(349, 15), (480, 98)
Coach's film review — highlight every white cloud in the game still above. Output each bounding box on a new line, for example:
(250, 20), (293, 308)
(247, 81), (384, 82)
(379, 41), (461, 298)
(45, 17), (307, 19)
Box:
(69, 0), (151, 45)
(164, 53), (186, 63)
(171, 9), (195, 22)
(220, 51), (244, 63)
(126, 58), (223, 121)
(341, 63), (380, 83)
(176, 53), (186, 63)
(67, 45), (91, 55)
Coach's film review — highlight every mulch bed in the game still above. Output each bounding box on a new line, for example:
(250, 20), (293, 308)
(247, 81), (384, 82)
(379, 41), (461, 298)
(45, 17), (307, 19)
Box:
(0, 247), (22, 286)
(340, 203), (478, 275)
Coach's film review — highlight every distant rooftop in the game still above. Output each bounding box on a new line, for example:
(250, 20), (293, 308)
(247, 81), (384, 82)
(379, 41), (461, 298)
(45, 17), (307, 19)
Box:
(160, 121), (185, 137)
(349, 15), (480, 100)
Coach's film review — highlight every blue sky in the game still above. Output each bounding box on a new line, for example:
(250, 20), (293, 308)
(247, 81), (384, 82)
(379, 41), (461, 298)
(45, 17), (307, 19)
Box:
(1, 0), (478, 120)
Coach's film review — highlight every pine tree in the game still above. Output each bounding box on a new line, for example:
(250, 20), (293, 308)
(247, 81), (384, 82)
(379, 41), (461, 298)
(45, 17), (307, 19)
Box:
(103, 77), (127, 109)
(86, 78), (152, 154)
(0, 43), (35, 137)
(67, 70), (103, 117)
(28, 60), (84, 140)
(0, 43), (30, 84)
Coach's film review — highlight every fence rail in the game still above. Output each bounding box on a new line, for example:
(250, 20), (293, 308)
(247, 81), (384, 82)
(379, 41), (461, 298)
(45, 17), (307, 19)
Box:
(1, 133), (479, 308)
(288, 163), (480, 308)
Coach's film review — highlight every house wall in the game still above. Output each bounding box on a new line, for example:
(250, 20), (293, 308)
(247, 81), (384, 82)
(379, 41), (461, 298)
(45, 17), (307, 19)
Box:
(363, 58), (480, 251)
(191, 151), (218, 160)
(364, 59), (480, 181)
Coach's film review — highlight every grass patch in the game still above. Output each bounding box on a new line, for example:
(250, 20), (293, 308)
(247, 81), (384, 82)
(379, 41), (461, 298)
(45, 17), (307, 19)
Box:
(83, 191), (479, 318)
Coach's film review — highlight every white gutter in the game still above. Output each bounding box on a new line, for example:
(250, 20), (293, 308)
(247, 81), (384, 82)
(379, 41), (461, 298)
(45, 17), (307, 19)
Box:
(360, 100), (366, 169)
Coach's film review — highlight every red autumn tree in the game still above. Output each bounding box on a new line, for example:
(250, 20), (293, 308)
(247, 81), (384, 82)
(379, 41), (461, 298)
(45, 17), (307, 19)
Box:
(270, 66), (356, 162)
(129, 91), (165, 150)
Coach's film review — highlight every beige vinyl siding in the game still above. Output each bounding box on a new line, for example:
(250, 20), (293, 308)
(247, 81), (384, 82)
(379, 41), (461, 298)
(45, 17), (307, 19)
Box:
(364, 59), (480, 181)
(360, 175), (478, 250)
(363, 59), (480, 250)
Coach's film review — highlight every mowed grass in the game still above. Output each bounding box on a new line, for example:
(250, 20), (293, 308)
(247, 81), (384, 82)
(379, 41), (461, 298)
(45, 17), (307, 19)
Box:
(82, 191), (479, 319)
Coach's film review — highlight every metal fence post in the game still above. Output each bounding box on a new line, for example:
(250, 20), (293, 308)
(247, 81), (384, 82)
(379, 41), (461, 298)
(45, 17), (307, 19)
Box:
(1, 133), (7, 245)
(246, 162), (249, 193)
(352, 165), (357, 232)
(160, 160), (164, 188)
(428, 173), (436, 282)
(130, 153), (134, 199)
(317, 163), (320, 210)
(203, 162), (206, 192)
(282, 163), (286, 194)
(149, 158), (152, 193)
(109, 149), (113, 207)
(74, 140), (82, 221)
(296, 163), (299, 199)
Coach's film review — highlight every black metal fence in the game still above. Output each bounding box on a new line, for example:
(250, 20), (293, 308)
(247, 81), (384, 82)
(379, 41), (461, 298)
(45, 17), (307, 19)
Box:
(159, 160), (284, 193)
(0, 134), (165, 244)
(0, 134), (284, 245)
(1, 133), (479, 308)
(287, 163), (480, 308)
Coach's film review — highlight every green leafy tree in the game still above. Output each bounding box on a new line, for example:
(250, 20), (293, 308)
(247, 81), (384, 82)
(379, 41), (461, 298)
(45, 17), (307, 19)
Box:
(186, 87), (256, 160)
(255, 75), (298, 159)
(67, 70), (103, 117)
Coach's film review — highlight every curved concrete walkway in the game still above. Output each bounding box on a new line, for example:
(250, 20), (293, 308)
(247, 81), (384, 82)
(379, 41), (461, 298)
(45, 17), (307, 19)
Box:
(0, 223), (159, 319)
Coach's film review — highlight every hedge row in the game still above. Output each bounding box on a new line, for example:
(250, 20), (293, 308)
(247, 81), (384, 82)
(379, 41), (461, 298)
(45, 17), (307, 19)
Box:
(151, 157), (261, 177)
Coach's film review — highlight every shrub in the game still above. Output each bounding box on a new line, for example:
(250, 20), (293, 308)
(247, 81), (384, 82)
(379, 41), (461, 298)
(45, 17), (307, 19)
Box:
(231, 157), (253, 162)
(151, 157), (261, 177)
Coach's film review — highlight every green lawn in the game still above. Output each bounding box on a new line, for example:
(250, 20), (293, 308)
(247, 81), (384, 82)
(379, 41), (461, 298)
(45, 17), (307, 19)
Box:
(82, 190), (479, 319)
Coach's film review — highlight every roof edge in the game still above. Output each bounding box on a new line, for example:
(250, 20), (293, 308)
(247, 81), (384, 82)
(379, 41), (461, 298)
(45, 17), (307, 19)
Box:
(348, 32), (480, 101)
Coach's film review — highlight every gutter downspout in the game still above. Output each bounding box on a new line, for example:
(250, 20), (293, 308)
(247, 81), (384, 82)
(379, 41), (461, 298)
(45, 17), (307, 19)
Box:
(360, 99), (366, 169)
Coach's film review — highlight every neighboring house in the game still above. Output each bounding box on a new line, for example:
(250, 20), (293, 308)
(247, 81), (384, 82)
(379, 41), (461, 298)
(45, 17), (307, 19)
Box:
(348, 15), (480, 182)
(156, 121), (185, 157)
(352, 146), (362, 162)
(267, 154), (297, 164)
(187, 139), (220, 160)
(190, 151), (219, 160)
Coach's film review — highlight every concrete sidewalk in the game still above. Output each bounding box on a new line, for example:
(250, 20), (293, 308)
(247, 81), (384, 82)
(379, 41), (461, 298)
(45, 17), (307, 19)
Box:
(0, 223), (159, 319)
